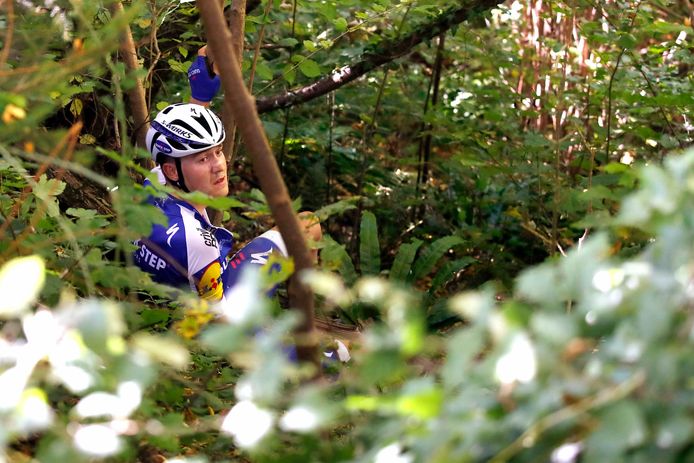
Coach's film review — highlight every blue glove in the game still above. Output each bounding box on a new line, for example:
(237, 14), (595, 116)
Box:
(188, 55), (221, 103)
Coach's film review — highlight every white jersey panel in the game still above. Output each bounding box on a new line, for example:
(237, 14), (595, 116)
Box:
(179, 204), (221, 279)
(257, 230), (288, 257)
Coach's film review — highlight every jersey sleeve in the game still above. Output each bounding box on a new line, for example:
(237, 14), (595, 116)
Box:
(221, 229), (288, 295)
(134, 221), (190, 289)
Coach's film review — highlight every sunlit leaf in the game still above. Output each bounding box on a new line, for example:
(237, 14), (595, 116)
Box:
(131, 333), (190, 370)
(0, 255), (45, 318)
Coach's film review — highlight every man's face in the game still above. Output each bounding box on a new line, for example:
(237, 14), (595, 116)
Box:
(174, 145), (228, 197)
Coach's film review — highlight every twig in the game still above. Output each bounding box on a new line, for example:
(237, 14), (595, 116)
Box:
(109, 1), (150, 154)
(246, 0), (274, 93)
(490, 371), (646, 463)
(605, 48), (626, 163)
(0, 122), (84, 240)
(551, 23), (571, 253)
(278, 0), (299, 171)
(630, 60), (683, 153)
(0, 0), (14, 68)
(350, 69), (389, 260)
(326, 91), (335, 205)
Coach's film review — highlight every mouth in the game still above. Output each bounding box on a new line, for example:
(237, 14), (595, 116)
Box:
(214, 177), (226, 186)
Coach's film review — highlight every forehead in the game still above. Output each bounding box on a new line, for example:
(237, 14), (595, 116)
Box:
(187, 145), (222, 160)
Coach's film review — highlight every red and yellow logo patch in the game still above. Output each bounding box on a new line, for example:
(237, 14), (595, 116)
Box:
(196, 261), (223, 301)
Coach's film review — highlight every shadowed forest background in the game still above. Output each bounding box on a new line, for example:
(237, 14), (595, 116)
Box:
(0, 0), (692, 462)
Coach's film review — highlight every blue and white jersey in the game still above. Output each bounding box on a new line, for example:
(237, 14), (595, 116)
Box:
(134, 178), (288, 301)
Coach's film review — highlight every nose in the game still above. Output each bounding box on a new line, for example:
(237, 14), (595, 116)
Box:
(212, 152), (226, 172)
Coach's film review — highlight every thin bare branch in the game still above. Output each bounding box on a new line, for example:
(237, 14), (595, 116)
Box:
(0, 0), (14, 68)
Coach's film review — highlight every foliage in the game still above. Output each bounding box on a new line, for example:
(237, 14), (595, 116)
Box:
(1, 147), (693, 460)
(0, 0), (692, 461)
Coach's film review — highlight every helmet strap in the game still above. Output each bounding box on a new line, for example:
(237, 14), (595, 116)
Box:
(174, 158), (190, 193)
(159, 157), (189, 193)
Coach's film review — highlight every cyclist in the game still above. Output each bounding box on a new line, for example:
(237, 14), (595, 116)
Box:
(134, 47), (320, 302)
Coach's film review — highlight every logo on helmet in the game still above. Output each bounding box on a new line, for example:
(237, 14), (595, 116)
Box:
(164, 123), (192, 139)
(155, 139), (172, 154)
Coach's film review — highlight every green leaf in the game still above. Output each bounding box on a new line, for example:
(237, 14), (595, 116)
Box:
(395, 380), (443, 419)
(441, 326), (484, 388)
(262, 253), (295, 288)
(33, 175), (66, 218)
(389, 239), (423, 281)
(131, 333), (190, 370)
(180, 191), (247, 210)
(168, 58), (189, 74)
(359, 211), (380, 275)
(643, 20), (693, 35)
(139, 308), (170, 327)
(255, 61), (273, 81)
(617, 33), (637, 49)
(200, 324), (245, 354)
(282, 64), (296, 84)
(357, 349), (405, 384)
(410, 236), (464, 282)
(278, 38), (299, 47)
(320, 236), (357, 284)
(333, 17), (348, 32)
(428, 257), (476, 293)
(298, 59), (321, 78)
(78, 133), (96, 145)
(72, 300), (126, 356)
(69, 98), (83, 117)
(314, 197), (358, 221)
(585, 401), (647, 459)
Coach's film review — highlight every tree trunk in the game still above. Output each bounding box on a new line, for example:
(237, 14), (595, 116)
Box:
(109, 1), (150, 162)
(196, 0), (318, 367)
(221, 0), (245, 161)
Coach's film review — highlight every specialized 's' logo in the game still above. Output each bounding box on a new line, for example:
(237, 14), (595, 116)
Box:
(197, 261), (223, 300)
(166, 223), (180, 246)
(155, 139), (172, 154)
(251, 248), (274, 265)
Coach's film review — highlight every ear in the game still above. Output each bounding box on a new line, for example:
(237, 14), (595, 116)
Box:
(161, 161), (179, 182)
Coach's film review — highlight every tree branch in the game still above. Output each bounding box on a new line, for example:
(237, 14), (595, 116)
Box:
(256, 0), (503, 113)
(197, 0), (318, 368)
(109, 1), (150, 156)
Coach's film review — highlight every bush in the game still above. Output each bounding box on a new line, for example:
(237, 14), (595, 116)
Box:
(1, 149), (692, 462)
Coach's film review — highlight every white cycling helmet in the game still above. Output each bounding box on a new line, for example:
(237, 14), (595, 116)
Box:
(146, 103), (225, 191)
